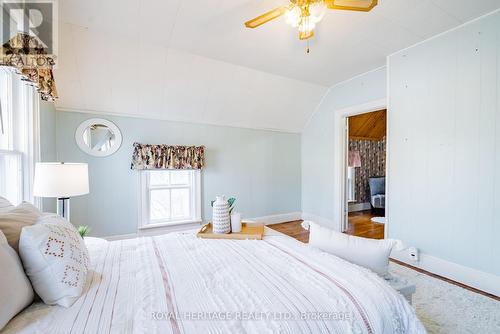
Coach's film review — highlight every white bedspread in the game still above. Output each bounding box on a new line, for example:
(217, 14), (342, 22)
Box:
(2, 231), (425, 334)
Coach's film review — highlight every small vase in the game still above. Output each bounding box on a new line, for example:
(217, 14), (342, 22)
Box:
(231, 212), (242, 233)
(212, 195), (231, 234)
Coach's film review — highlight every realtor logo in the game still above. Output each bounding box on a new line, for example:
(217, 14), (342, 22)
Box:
(1, 0), (58, 56)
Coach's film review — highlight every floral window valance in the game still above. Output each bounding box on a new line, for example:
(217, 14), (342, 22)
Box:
(1, 33), (58, 101)
(131, 143), (205, 170)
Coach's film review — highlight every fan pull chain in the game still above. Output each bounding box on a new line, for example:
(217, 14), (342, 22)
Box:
(306, 39), (310, 54)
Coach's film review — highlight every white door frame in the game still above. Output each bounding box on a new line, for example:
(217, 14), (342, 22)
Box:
(333, 98), (387, 234)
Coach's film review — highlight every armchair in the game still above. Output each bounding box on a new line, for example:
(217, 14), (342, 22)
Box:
(368, 177), (385, 215)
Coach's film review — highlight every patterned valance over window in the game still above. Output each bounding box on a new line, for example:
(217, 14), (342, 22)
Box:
(131, 143), (205, 170)
(1, 33), (58, 101)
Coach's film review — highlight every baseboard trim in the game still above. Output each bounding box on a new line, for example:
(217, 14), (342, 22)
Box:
(105, 221), (202, 241)
(301, 212), (336, 229)
(245, 212), (302, 225)
(105, 233), (137, 241)
(348, 202), (371, 212)
(391, 250), (500, 298)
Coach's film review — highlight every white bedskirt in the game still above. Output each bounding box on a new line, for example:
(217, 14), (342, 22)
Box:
(2, 232), (425, 334)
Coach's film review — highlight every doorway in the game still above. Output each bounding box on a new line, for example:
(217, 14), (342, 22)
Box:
(344, 109), (386, 239)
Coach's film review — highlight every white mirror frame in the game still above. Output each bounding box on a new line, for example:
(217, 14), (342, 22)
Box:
(75, 118), (122, 157)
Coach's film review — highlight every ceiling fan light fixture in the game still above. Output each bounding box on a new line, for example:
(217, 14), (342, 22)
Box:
(244, 0), (378, 46)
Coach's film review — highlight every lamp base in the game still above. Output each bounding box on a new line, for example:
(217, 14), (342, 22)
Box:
(57, 197), (70, 221)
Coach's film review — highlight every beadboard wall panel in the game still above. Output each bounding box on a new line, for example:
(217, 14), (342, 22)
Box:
(388, 10), (500, 276)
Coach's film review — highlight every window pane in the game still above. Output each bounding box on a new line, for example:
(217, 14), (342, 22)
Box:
(170, 171), (190, 185)
(171, 188), (190, 218)
(150, 171), (170, 186)
(150, 189), (171, 221)
(0, 153), (22, 205)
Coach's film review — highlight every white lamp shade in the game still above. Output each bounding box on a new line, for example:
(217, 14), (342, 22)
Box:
(33, 163), (89, 198)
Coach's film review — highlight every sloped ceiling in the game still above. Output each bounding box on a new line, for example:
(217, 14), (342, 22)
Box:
(55, 0), (500, 132)
(349, 109), (386, 140)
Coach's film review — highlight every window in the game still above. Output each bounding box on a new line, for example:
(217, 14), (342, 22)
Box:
(0, 67), (39, 206)
(139, 170), (201, 228)
(0, 68), (22, 204)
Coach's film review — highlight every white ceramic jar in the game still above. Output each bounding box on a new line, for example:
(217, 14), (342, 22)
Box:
(212, 195), (231, 234)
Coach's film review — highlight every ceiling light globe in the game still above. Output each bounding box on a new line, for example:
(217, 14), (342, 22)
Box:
(309, 1), (326, 23)
(285, 6), (301, 27)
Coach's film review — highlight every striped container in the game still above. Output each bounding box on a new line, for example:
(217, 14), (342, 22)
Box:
(212, 195), (231, 234)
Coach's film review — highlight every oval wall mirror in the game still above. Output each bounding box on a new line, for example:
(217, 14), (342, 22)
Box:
(75, 118), (122, 157)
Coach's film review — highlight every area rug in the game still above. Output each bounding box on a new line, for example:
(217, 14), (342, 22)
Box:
(370, 216), (387, 224)
(389, 262), (500, 334)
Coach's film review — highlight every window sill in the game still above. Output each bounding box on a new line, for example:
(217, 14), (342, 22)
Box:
(138, 219), (203, 230)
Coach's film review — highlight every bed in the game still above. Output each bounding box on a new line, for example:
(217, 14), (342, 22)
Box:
(2, 229), (425, 334)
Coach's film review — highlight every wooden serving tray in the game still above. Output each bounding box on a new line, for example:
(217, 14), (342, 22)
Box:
(197, 222), (264, 240)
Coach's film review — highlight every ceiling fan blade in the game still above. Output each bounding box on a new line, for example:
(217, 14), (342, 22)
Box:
(244, 6), (287, 28)
(299, 30), (314, 40)
(325, 0), (378, 12)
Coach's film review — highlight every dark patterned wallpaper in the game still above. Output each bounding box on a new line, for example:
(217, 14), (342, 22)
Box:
(349, 138), (386, 203)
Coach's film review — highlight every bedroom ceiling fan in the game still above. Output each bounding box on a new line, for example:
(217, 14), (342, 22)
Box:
(244, 0), (377, 50)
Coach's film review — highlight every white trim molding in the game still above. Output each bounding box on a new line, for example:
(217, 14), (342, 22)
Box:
(391, 250), (500, 297)
(301, 212), (335, 229)
(57, 107), (301, 134)
(332, 98), (387, 233)
(137, 169), (202, 230)
(105, 221), (203, 241)
(348, 202), (371, 212)
(244, 212), (302, 225)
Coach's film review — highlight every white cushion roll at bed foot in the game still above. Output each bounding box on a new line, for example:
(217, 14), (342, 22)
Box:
(306, 221), (397, 276)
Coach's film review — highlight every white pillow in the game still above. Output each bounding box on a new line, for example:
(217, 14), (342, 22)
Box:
(306, 221), (396, 276)
(19, 215), (90, 307)
(0, 231), (34, 330)
(0, 196), (14, 213)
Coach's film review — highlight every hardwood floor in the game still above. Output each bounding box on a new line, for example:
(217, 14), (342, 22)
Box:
(268, 220), (309, 243)
(346, 210), (385, 239)
(267, 211), (384, 242)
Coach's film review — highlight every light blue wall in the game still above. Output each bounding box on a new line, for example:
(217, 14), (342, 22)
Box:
(388, 11), (500, 277)
(39, 100), (57, 212)
(301, 68), (387, 227)
(55, 111), (301, 237)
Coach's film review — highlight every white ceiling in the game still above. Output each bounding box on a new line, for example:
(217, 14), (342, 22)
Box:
(54, 0), (500, 132)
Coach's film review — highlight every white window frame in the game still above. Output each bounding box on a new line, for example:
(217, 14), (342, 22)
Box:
(138, 170), (202, 229)
(0, 66), (40, 206)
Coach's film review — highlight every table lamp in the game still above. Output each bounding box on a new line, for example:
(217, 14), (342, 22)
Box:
(33, 162), (89, 220)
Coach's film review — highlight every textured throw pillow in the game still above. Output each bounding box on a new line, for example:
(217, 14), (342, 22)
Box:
(19, 216), (90, 307)
(0, 202), (42, 252)
(0, 196), (14, 213)
(0, 231), (34, 330)
(306, 221), (396, 276)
